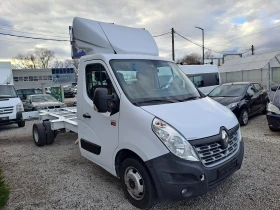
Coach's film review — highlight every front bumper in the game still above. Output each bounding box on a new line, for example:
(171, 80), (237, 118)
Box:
(266, 112), (280, 129)
(0, 112), (24, 125)
(146, 140), (244, 201)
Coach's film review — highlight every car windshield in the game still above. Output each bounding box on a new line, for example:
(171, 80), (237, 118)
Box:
(110, 59), (201, 105)
(0, 85), (17, 98)
(31, 95), (57, 102)
(209, 84), (247, 97)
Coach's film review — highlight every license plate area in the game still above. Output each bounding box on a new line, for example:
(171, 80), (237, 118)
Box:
(0, 116), (9, 121)
(218, 159), (237, 178)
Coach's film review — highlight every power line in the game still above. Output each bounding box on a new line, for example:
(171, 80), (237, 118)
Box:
(153, 32), (171, 37)
(0, 32), (68, 41)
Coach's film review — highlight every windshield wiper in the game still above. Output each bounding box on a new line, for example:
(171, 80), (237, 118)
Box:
(134, 99), (176, 105)
(179, 96), (201, 102)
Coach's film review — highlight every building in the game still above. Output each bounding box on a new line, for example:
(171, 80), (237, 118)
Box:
(13, 68), (76, 89)
(219, 51), (280, 90)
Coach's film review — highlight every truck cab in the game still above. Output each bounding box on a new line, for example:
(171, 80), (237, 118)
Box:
(72, 17), (244, 209)
(0, 62), (25, 127)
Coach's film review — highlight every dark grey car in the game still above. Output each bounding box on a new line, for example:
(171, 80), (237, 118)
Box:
(23, 94), (66, 111)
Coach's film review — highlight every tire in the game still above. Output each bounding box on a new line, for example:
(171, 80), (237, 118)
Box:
(239, 109), (249, 126)
(120, 158), (157, 209)
(269, 126), (279, 132)
(43, 121), (55, 145)
(262, 102), (268, 115)
(32, 123), (46, 147)
(17, 121), (25, 127)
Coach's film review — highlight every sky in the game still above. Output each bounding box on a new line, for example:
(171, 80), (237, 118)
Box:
(0, 0), (280, 63)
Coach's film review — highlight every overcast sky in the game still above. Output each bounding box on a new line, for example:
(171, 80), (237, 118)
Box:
(0, 0), (280, 63)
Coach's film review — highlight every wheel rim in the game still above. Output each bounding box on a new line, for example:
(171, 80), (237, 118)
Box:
(243, 111), (248, 124)
(33, 128), (39, 142)
(124, 166), (144, 200)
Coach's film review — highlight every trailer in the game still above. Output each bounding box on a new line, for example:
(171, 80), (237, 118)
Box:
(23, 107), (77, 146)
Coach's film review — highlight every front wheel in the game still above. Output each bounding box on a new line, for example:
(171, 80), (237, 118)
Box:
(239, 109), (249, 126)
(17, 121), (25, 127)
(120, 158), (157, 209)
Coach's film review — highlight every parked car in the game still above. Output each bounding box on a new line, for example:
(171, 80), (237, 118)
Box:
(72, 85), (77, 94)
(208, 82), (269, 126)
(45, 87), (51, 94)
(22, 94), (66, 111)
(63, 86), (75, 98)
(266, 85), (280, 131)
(16, 88), (43, 100)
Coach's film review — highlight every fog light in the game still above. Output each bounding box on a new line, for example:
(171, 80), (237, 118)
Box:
(182, 189), (188, 195)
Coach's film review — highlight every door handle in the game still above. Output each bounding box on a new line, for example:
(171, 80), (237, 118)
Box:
(83, 113), (91, 118)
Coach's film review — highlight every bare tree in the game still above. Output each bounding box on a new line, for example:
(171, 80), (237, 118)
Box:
(204, 50), (213, 59)
(178, 53), (202, 65)
(72, 59), (79, 75)
(13, 47), (55, 69)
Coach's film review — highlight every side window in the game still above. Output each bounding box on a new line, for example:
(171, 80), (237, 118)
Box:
(193, 75), (203, 87)
(85, 63), (113, 101)
(254, 83), (263, 91)
(247, 85), (257, 96)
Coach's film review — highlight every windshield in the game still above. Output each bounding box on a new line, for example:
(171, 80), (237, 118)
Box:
(31, 95), (58, 102)
(0, 85), (17, 98)
(209, 84), (247, 97)
(187, 73), (219, 88)
(110, 59), (201, 105)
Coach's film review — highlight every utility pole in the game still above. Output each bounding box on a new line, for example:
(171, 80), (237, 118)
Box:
(195, 26), (204, 64)
(171, 28), (175, 61)
(251, 45), (254, 55)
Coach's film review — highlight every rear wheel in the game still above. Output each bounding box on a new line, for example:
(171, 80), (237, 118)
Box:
(120, 158), (157, 209)
(43, 121), (55, 145)
(269, 126), (279, 132)
(239, 109), (249, 126)
(17, 121), (25, 127)
(32, 123), (46, 147)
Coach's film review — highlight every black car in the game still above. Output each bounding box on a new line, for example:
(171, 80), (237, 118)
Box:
(208, 82), (269, 126)
(266, 85), (280, 131)
(63, 87), (75, 98)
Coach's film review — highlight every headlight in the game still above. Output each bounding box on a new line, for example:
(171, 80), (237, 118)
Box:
(227, 102), (239, 109)
(267, 103), (280, 114)
(16, 102), (24, 112)
(35, 106), (43, 110)
(152, 118), (199, 161)
(237, 128), (242, 142)
(61, 104), (67, 108)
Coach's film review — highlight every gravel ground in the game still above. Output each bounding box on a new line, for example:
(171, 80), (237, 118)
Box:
(0, 114), (280, 210)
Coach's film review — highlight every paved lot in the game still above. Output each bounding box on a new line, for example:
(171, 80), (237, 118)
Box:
(0, 114), (280, 209)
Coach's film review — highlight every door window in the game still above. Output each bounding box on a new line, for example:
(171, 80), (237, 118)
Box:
(247, 85), (257, 96)
(253, 83), (263, 91)
(85, 63), (113, 101)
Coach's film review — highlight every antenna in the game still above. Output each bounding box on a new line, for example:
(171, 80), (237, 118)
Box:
(98, 23), (117, 54)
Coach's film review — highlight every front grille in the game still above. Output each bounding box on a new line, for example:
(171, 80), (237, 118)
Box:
(193, 131), (239, 167)
(0, 106), (13, 115)
(46, 106), (60, 109)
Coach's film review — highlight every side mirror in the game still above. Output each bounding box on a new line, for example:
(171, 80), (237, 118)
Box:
(93, 88), (110, 113)
(93, 88), (119, 113)
(271, 85), (279, 92)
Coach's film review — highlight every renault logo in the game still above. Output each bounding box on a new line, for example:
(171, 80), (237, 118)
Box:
(221, 130), (229, 149)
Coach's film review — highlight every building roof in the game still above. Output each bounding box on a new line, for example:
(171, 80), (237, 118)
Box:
(219, 51), (280, 73)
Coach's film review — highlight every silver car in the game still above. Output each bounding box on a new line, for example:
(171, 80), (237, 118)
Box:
(23, 94), (66, 111)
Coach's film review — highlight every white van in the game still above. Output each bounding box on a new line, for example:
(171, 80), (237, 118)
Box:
(32, 17), (244, 209)
(179, 64), (220, 95)
(0, 62), (25, 127)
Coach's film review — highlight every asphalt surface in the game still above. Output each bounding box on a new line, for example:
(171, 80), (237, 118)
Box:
(0, 114), (280, 209)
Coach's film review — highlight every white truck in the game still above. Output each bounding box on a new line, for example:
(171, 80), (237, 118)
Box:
(179, 64), (220, 95)
(0, 62), (25, 127)
(27, 17), (244, 209)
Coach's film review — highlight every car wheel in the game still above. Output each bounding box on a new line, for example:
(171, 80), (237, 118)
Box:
(32, 123), (46, 147)
(262, 102), (268, 115)
(120, 158), (157, 209)
(269, 126), (279, 132)
(239, 109), (249, 126)
(17, 121), (25, 127)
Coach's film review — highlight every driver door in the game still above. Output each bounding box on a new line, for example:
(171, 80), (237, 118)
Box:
(246, 84), (258, 115)
(78, 60), (120, 173)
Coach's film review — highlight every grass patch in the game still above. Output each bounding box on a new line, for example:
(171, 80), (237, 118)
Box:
(0, 166), (10, 209)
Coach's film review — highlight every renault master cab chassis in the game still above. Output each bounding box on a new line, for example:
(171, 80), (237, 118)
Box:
(24, 17), (244, 209)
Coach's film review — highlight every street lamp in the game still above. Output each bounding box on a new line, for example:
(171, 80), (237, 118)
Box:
(195, 26), (204, 64)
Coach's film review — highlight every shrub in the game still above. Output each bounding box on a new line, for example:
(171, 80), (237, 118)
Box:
(0, 167), (10, 209)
